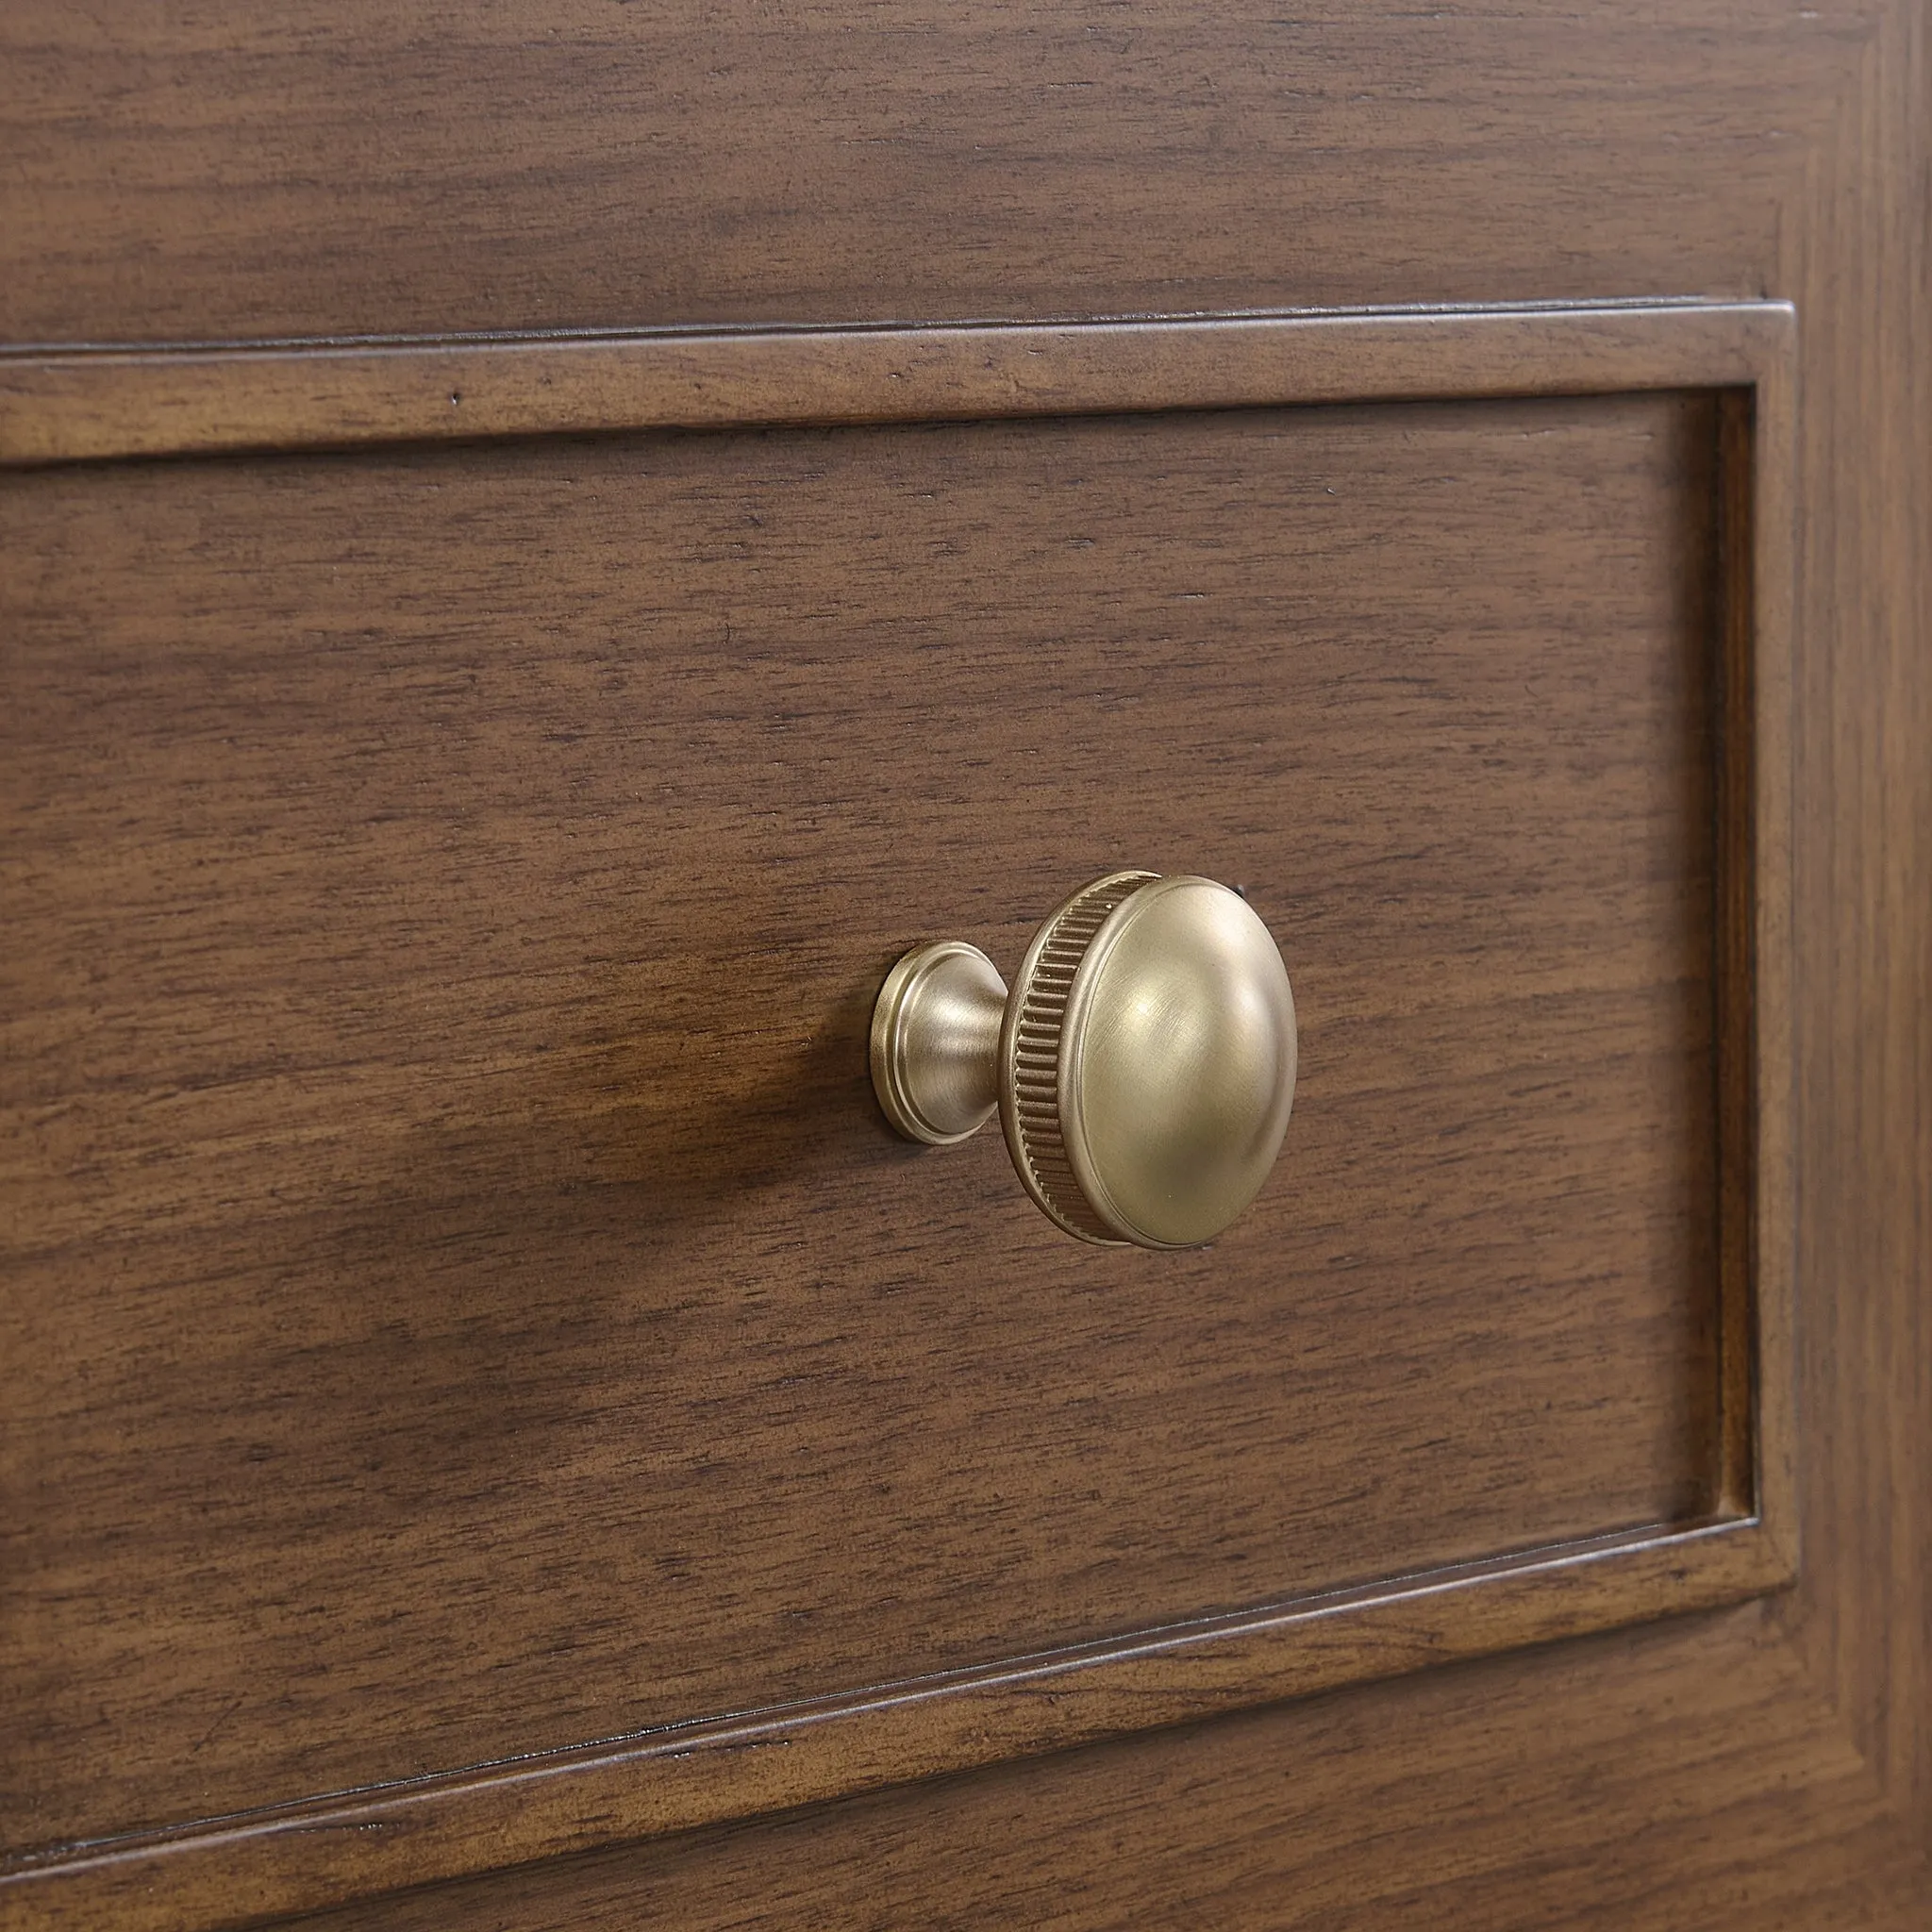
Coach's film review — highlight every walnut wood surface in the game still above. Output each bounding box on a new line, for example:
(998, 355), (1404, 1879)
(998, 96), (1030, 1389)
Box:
(0, 1527), (1793, 1932)
(6, 391), (1732, 1876)
(1, 0), (1925, 1926)
(1782, 0), (1931, 1849)
(293, 1609), (1930, 1932)
(0, 4), (1859, 347)
(0, 303), (1788, 468)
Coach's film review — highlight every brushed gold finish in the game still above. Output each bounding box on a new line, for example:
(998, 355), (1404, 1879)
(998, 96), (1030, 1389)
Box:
(998, 871), (1162, 1242)
(870, 941), (1008, 1145)
(1062, 877), (1300, 1247)
(872, 874), (1298, 1248)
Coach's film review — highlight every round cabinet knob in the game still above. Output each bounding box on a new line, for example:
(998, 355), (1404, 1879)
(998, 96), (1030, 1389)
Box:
(871, 872), (1297, 1248)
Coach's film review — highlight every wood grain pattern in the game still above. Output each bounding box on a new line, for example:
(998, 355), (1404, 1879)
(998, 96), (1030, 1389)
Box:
(290, 1608), (1930, 1932)
(4, 0), (1924, 1925)
(0, 1528), (1790, 1932)
(0, 3), (1858, 348)
(0, 302), (1790, 468)
(1777, 0), (1932, 1851)
(0, 373), (1776, 1924)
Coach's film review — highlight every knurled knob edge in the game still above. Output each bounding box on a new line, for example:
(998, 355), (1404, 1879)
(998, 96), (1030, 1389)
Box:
(997, 870), (1159, 1246)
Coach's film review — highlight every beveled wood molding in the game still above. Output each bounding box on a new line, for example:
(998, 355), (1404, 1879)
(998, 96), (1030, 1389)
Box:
(1, 1522), (1789, 1932)
(0, 300), (1790, 467)
(0, 299), (1798, 1931)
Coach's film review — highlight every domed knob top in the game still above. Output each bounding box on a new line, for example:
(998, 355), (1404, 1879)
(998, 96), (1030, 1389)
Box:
(1001, 873), (1298, 1247)
(871, 871), (1298, 1249)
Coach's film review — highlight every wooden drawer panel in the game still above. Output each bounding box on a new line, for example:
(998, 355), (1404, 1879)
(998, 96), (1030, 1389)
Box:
(3, 381), (1730, 1856)
(0, 3), (1835, 346)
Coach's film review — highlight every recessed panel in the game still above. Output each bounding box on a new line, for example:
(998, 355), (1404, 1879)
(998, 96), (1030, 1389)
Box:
(0, 392), (1718, 1850)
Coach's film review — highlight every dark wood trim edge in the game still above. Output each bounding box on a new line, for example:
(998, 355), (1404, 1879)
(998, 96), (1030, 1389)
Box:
(0, 300), (1793, 468)
(0, 1518), (1790, 1932)
(1743, 305), (1801, 1575)
(1716, 388), (1761, 1520)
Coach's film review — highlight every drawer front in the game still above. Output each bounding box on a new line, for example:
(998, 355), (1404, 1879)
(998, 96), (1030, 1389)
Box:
(3, 308), (1790, 1910)
(8, 6), (1931, 1928)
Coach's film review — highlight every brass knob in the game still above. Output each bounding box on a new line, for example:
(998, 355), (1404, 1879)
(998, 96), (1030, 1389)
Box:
(871, 872), (1298, 1248)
